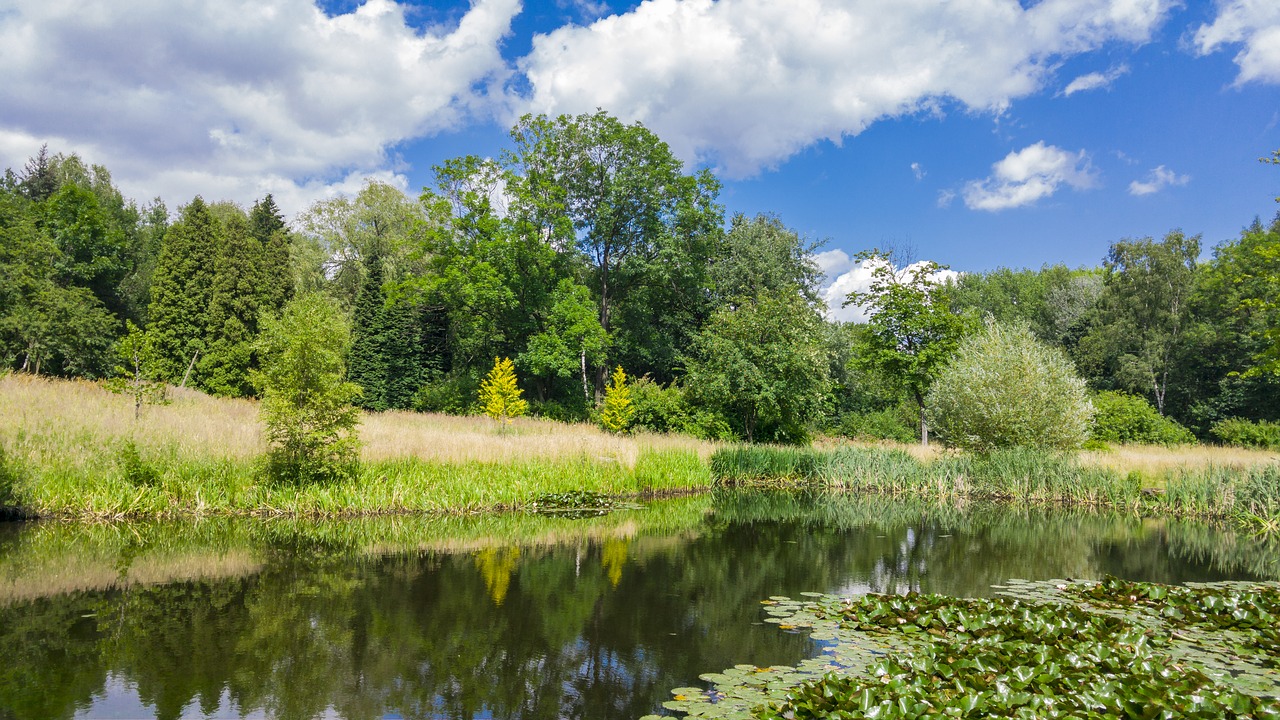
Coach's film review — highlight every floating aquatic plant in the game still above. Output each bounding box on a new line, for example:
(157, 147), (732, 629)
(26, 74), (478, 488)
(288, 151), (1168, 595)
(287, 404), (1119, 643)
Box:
(644, 579), (1280, 720)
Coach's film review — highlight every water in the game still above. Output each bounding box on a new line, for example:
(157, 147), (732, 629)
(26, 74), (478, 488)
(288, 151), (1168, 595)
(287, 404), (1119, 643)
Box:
(0, 492), (1275, 720)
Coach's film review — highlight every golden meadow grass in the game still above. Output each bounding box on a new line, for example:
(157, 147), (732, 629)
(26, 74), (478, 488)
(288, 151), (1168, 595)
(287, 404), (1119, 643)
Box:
(0, 374), (715, 519)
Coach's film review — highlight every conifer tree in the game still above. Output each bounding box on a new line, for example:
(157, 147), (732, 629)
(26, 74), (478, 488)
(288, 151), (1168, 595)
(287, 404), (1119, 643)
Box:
(348, 251), (390, 410)
(147, 197), (219, 383)
(250, 194), (293, 314)
(200, 215), (265, 397)
(600, 365), (635, 433)
(479, 357), (528, 422)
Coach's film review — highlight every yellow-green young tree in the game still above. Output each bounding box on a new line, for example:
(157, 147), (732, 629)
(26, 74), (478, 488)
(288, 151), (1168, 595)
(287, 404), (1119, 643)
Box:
(251, 293), (362, 484)
(599, 366), (635, 434)
(479, 357), (528, 423)
(111, 320), (166, 420)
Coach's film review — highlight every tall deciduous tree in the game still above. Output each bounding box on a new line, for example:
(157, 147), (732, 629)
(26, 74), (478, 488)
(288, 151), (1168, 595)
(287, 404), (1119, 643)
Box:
(685, 288), (830, 444)
(1077, 231), (1201, 416)
(712, 213), (823, 306)
(845, 251), (968, 446)
(507, 111), (722, 395)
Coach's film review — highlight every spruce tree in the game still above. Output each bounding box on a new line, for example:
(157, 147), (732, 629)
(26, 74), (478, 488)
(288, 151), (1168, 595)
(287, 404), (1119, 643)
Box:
(147, 197), (219, 383)
(250, 194), (293, 315)
(600, 366), (635, 433)
(348, 252), (390, 410)
(200, 215), (265, 397)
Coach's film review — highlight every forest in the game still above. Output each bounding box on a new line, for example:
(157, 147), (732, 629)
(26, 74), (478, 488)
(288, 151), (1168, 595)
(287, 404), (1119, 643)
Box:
(2, 111), (1278, 448)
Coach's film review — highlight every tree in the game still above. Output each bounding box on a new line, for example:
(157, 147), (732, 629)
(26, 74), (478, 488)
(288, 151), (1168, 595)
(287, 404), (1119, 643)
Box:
(111, 321), (166, 420)
(507, 111), (723, 395)
(926, 320), (1093, 452)
(519, 279), (610, 404)
(249, 194), (294, 315)
(684, 288), (830, 444)
(845, 251), (969, 446)
(1264, 149), (1279, 203)
(251, 294), (362, 484)
(1077, 231), (1200, 416)
(147, 197), (220, 383)
(348, 251), (391, 411)
(199, 215), (265, 397)
(599, 366), (635, 434)
(478, 357), (528, 423)
(711, 213), (823, 306)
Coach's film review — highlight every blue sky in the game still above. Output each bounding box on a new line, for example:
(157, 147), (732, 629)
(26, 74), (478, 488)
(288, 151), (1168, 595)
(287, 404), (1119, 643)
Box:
(2, 0), (1277, 310)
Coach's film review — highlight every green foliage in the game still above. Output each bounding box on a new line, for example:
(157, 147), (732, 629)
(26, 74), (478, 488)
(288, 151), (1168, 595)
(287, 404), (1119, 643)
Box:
(478, 357), (528, 423)
(1210, 417), (1280, 450)
(519, 278), (609, 402)
(846, 250), (970, 445)
(926, 321), (1093, 452)
(412, 372), (476, 415)
(599, 366), (634, 433)
(685, 288), (830, 444)
(1078, 230), (1201, 415)
(106, 320), (167, 419)
(712, 213), (823, 306)
(147, 197), (219, 383)
(115, 440), (160, 488)
(1091, 391), (1196, 446)
(837, 406), (918, 444)
(709, 446), (826, 485)
(0, 444), (17, 508)
(199, 214), (264, 397)
(251, 294), (362, 485)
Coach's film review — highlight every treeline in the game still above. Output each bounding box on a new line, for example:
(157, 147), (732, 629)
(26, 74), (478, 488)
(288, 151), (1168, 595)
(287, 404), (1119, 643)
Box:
(1, 114), (1277, 446)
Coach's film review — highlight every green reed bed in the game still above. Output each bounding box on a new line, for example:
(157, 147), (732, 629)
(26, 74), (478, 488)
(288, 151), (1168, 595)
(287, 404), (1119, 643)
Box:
(709, 445), (1280, 526)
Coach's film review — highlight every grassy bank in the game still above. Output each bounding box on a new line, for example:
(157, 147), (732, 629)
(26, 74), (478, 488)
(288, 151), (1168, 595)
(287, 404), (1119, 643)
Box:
(0, 374), (713, 519)
(711, 444), (1280, 526)
(3, 374), (1277, 524)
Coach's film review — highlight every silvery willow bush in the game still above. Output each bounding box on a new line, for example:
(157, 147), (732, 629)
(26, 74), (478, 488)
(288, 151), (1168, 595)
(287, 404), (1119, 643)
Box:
(926, 320), (1093, 452)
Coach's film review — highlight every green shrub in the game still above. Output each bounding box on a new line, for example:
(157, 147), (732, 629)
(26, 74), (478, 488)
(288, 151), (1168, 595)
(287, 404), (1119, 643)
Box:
(629, 377), (690, 433)
(926, 321), (1093, 452)
(838, 406), (916, 444)
(1210, 417), (1280, 450)
(116, 440), (161, 487)
(413, 372), (476, 415)
(1091, 391), (1195, 446)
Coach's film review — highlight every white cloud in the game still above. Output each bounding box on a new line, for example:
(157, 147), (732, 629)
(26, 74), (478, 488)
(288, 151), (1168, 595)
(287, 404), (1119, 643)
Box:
(1062, 64), (1130, 95)
(0, 0), (520, 214)
(821, 255), (959, 323)
(514, 0), (1169, 177)
(961, 142), (1097, 211)
(1195, 0), (1280, 85)
(911, 162), (925, 181)
(1128, 164), (1190, 195)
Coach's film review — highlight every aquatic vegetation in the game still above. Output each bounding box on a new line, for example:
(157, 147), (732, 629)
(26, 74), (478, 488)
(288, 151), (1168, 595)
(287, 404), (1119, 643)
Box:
(648, 579), (1280, 720)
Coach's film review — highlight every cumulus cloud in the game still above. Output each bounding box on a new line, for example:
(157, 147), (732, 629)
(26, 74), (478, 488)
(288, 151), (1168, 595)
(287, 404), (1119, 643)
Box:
(1062, 64), (1130, 95)
(961, 142), (1097, 211)
(1128, 164), (1190, 195)
(515, 0), (1169, 176)
(819, 253), (959, 323)
(1195, 0), (1280, 85)
(0, 0), (520, 214)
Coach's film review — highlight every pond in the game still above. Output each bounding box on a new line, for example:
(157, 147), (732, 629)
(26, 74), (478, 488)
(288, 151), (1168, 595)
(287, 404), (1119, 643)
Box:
(1, 492), (1276, 720)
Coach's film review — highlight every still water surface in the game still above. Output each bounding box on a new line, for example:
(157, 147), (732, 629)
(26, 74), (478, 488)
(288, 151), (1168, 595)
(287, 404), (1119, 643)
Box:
(1, 492), (1276, 720)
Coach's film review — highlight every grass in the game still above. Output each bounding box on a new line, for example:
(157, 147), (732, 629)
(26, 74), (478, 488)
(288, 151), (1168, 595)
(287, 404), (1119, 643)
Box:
(3, 374), (1278, 524)
(0, 374), (717, 519)
(711, 442), (1280, 525)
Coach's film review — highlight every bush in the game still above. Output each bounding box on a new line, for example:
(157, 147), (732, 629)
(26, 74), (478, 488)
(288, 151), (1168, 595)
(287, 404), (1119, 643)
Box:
(629, 376), (688, 433)
(1091, 391), (1195, 446)
(1210, 417), (1280, 450)
(837, 406), (917, 444)
(926, 321), (1093, 452)
(413, 372), (476, 415)
(116, 440), (161, 487)
(252, 294), (362, 485)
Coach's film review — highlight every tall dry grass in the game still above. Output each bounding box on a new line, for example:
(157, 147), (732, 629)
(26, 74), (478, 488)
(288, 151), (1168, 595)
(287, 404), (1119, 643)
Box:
(0, 373), (713, 469)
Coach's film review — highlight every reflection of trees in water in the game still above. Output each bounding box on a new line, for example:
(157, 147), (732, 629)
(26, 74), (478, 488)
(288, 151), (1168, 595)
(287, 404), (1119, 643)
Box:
(0, 494), (1274, 719)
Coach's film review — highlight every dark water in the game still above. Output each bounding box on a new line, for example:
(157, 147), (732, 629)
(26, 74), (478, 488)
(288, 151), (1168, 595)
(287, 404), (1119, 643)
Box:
(0, 492), (1276, 720)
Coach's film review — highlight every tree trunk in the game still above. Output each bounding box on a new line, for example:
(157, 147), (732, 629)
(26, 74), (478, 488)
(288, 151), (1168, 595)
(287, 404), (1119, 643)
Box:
(580, 348), (591, 404)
